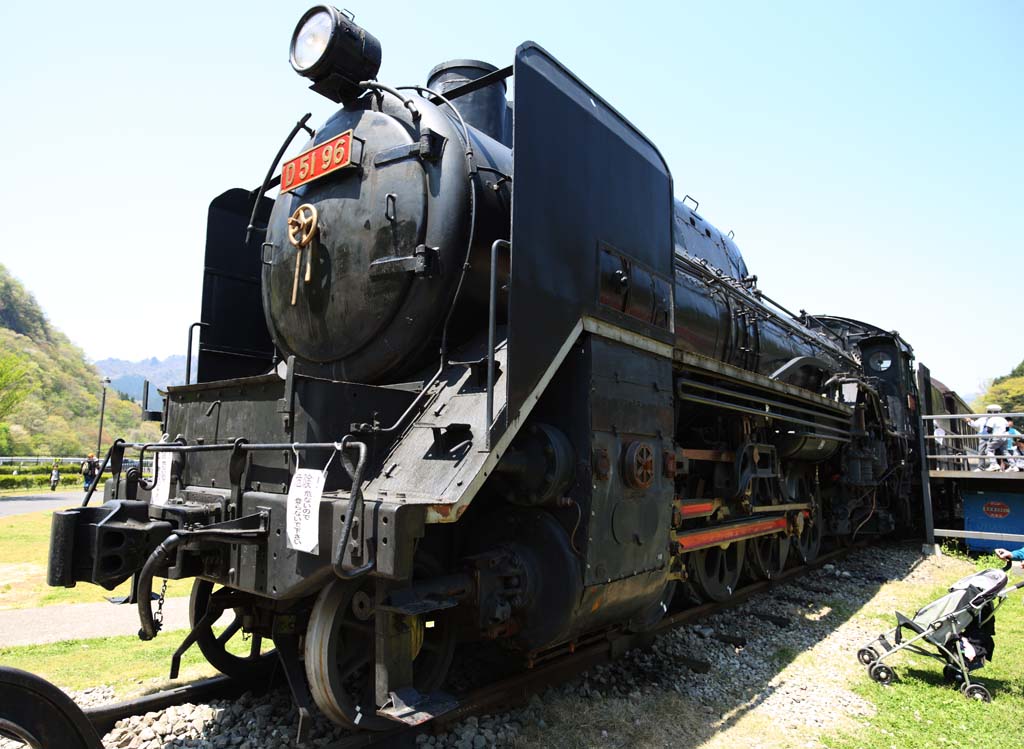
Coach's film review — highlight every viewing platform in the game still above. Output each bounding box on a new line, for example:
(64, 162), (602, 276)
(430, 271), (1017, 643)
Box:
(919, 408), (1024, 549)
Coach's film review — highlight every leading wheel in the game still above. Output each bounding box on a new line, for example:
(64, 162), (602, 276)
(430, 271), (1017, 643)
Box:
(963, 684), (992, 702)
(868, 662), (895, 685)
(304, 573), (456, 730)
(689, 542), (746, 602)
(857, 647), (879, 666)
(189, 580), (276, 681)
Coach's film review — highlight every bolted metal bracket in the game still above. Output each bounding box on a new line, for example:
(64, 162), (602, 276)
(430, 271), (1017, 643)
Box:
(369, 244), (438, 277)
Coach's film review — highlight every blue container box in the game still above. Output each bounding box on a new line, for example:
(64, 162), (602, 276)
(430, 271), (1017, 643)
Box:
(963, 491), (1024, 552)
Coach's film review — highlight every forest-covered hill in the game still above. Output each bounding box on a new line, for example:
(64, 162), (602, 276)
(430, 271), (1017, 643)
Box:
(0, 263), (160, 456)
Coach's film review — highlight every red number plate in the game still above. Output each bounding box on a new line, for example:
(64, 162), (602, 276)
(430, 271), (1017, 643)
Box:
(280, 130), (354, 194)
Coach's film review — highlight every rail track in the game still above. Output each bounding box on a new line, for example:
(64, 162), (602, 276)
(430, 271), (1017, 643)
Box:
(324, 542), (861, 748)
(0, 543), (859, 749)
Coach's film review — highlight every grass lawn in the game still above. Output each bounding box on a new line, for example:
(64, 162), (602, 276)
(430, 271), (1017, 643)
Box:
(825, 554), (1024, 749)
(0, 630), (214, 694)
(0, 629), (255, 697)
(0, 510), (191, 609)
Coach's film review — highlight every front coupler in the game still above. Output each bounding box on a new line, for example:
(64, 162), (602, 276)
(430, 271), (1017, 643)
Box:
(47, 501), (174, 591)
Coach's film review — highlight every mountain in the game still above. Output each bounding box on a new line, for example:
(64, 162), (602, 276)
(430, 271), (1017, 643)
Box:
(0, 263), (161, 457)
(95, 355), (192, 403)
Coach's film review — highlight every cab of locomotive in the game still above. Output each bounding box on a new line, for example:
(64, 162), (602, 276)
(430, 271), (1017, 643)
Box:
(859, 334), (917, 437)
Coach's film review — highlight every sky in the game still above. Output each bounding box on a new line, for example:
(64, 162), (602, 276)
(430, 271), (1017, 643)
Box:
(0, 1), (1020, 395)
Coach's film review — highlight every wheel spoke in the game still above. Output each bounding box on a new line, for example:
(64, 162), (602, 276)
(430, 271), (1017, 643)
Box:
(249, 635), (263, 659)
(216, 616), (243, 646)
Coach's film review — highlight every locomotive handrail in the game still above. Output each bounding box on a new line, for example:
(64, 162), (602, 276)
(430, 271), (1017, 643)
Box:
(674, 252), (860, 368)
(925, 433), (1024, 440)
(397, 85), (471, 149)
(245, 113), (314, 248)
(675, 376), (852, 426)
(117, 440), (369, 453)
(922, 413), (1024, 419)
(184, 322), (209, 386)
(331, 440), (375, 579)
(95, 439), (371, 506)
(80, 439), (126, 508)
(676, 389), (853, 440)
(487, 239), (511, 449)
(360, 81), (421, 120)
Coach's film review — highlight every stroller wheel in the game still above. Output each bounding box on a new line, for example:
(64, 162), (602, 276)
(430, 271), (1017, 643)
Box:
(963, 684), (992, 702)
(869, 663), (895, 685)
(857, 648), (879, 666)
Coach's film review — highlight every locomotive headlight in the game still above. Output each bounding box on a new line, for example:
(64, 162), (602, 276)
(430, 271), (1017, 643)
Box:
(289, 5), (382, 104)
(290, 9), (334, 73)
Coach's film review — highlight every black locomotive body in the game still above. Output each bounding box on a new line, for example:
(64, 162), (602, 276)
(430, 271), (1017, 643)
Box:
(46, 7), (930, 734)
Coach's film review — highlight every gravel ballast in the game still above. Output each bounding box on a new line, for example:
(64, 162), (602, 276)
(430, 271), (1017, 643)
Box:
(3, 544), (976, 748)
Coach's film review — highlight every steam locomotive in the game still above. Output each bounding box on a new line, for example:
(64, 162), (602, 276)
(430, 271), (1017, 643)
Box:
(44, 6), (929, 736)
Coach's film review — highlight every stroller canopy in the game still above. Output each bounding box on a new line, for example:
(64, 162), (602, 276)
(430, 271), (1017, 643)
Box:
(911, 568), (1007, 646)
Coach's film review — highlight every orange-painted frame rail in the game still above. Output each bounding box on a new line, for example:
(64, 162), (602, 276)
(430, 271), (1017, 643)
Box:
(673, 516), (788, 552)
(676, 499), (717, 519)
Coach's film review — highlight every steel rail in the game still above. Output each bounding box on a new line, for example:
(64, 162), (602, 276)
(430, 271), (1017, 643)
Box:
(82, 674), (260, 736)
(58, 543), (862, 747)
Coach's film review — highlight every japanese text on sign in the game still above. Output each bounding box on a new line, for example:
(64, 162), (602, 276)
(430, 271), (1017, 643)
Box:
(152, 451), (173, 505)
(286, 468), (325, 554)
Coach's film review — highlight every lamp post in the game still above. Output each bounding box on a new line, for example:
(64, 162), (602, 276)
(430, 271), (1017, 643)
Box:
(97, 377), (111, 456)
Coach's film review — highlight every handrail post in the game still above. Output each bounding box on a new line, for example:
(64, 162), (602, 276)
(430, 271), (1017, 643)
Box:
(917, 365), (939, 554)
(486, 239), (510, 450)
(185, 322), (210, 386)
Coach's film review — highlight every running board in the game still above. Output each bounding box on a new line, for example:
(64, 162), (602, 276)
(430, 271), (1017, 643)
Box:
(377, 687), (458, 726)
(673, 515), (789, 553)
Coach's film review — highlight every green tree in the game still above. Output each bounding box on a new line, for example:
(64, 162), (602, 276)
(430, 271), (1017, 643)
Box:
(980, 376), (1024, 415)
(0, 351), (34, 421)
(993, 359), (1024, 386)
(0, 265), (51, 342)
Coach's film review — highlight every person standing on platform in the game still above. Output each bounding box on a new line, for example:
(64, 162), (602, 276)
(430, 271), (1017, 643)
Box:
(1006, 418), (1022, 472)
(966, 405), (1008, 471)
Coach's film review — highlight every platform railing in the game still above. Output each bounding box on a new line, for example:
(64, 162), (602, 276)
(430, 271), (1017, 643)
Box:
(916, 399), (1024, 551)
(921, 412), (1024, 472)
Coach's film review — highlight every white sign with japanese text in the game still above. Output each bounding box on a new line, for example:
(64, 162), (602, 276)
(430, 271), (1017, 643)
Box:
(287, 468), (324, 554)
(151, 451), (173, 505)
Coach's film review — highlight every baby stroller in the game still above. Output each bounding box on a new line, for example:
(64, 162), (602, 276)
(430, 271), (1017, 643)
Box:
(857, 565), (1024, 701)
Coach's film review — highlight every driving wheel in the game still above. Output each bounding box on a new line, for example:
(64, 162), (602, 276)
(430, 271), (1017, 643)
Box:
(689, 542), (746, 602)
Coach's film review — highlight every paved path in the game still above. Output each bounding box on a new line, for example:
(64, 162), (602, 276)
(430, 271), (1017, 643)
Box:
(0, 597), (194, 647)
(0, 491), (83, 518)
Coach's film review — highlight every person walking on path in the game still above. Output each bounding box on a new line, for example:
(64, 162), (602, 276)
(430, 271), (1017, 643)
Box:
(81, 454), (99, 490)
(49, 466), (60, 491)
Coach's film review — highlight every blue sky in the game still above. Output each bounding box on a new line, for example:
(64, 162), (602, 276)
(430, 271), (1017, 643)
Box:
(0, 1), (1020, 395)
